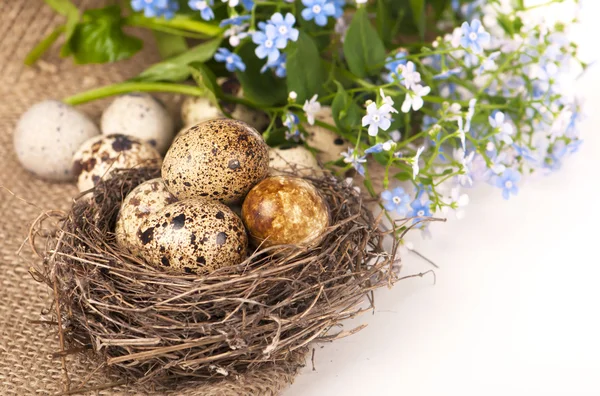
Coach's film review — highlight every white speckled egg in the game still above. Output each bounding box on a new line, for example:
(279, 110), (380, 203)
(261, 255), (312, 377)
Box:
(137, 199), (248, 274)
(13, 100), (99, 181)
(101, 93), (175, 154)
(162, 119), (269, 205)
(269, 146), (321, 176)
(72, 134), (162, 192)
(115, 178), (178, 253)
(180, 97), (224, 127)
(304, 107), (350, 164)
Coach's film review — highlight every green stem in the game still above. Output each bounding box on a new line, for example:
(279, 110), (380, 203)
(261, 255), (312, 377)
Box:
(63, 82), (206, 106)
(24, 25), (65, 66)
(124, 15), (222, 38)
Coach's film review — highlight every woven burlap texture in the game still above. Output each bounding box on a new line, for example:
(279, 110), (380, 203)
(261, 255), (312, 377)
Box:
(0, 1), (303, 394)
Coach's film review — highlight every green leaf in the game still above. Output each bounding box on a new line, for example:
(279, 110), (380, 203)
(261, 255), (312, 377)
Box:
(376, 0), (405, 49)
(286, 32), (325, 103)
(43, 0), (80, 57)
(331, 82), (361, 134)
(235, 41), (287, 107)
(24, 25), (65, 66)
(153, 31), (188, 59)
(394, 171), (412, 181)
(44, 0), (78, 16)
(66, 6), (142, 64)
(124, 14), (222, 38)
(189, 63), (220, 106)
(410, 0), (426, 39)
(135, 38), (221, 82)
(343, 7), (386, 78)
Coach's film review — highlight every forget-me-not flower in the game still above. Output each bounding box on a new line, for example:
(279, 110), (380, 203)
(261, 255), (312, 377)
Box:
(283, 113), (302, 141)
(303, 94), (321, 125)
(188, 0), (214, 21)
(365, 140), (394, 154)
(220, 15), (251, 27)
(341, 148), (367, 176)
(214, 48), (246, 72)
(399, 62), (421, 89)
(489, 111), (514, 144)
(495, 169), (521, 200)
(401, 84), (431, 113)
(252, 24), (281, 63)
(412, 146), (425, 179)
(261, 54), (287, 78)
(408, 198), (433, 224)
(269, 13), (300, 48)
(381, 187), (411, 216)
(460, 19), (490, 53)
(362, 103), (392, 137)
(133, 0), (179, 19)
(301, 0), (336, 27)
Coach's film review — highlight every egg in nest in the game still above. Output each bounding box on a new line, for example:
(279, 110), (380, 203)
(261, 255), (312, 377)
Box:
(137, 199), (248, 274)
(72, 134), (162, 192)
(162, 119), (269, 205)
(115, 178), (178, 254)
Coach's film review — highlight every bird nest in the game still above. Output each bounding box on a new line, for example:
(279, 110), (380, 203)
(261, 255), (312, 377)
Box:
(28, 167), (420, 389)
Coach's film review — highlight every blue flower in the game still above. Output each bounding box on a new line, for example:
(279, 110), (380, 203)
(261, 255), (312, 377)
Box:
(301, 0), (336, 27)
(188, 0), (214, 21)
(219, 15), (250, 27)
(283, 113), (302, 141)
(241, 0), (254, 9)
(381, 187), (411, 216)
(451, 0), (460, 11)
(364, 140), (394, 155)
(513, 144), (537, 163)
(384, 51), (408, 81)
(460, 19), (490, 53)
(132, 0), (179, 19)
(495, 169), (520, 200)
(433, 67), (462, 80)
(330, 0), (345, 18)
(408, 198), (432, 225)
(252, 24), (280, 63)
(269, 13), (299, 48)
(261, 54), (287, 78)
(341, 148), (367, 176)
(214, 48), (246, 72)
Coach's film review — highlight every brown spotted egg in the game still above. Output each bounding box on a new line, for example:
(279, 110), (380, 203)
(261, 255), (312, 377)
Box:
(115, 178), (178, 254)
(162, 119), (269, 205)
(72, 134), (162, 192)
(137, 199), (248, 274)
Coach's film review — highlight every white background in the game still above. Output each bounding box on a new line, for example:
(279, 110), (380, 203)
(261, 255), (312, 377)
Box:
(286, 1), (600, 395)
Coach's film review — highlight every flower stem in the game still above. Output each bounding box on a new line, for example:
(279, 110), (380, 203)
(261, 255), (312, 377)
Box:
(63, 82), (206, 106)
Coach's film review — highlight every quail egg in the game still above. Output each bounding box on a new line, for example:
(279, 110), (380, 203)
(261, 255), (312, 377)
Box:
(137, 199), (248, 274)
(242, 176), (330, 248)
(13, 100), (99, 181)
(162, 119), (269, 204)
(269, 146), (321, 176)
(115, 178), (178, 253)
(72, 134), (162, 192)
(101, 93), (175, 154)
(305, 106), (351, 164)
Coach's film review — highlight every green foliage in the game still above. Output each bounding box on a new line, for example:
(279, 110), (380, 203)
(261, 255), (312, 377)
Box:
(135, 38), (221, 82)
(343, 7), (386, 78)
(189, 62), (220, 106)
(153, 31), (188, 59)
(65, 6), (142, 64)
(286, 32), (325, 103)
(331, 82), (362, 135)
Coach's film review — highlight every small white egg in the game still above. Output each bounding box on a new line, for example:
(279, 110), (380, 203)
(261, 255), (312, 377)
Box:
(101, 93), (175, 154)
(269, 146), (321, 176)
(115, 178), (178, 254)
(305, 107), (351, 164)
(180, 97), (224, 127)
(13, 100), (99, 181)
(72, 134), (162, 192)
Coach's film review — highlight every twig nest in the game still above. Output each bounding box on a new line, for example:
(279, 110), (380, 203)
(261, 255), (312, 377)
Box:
(162, 119), (269, 205)
(115, 178), (178, 254)
(137, 199), (248, 274)
(268, 146), (321, 176)
(101, 93), (175, 154)
(304, 107), (351, 164)
(13, 100), (99, 181)
(72, 134), (162, 192)
(241, 176), (330, 247)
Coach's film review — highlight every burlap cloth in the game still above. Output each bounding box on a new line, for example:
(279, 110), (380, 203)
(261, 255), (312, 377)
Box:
(0, 1), (304, 394)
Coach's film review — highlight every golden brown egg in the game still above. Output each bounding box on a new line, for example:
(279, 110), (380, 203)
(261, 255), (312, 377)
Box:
(161, 119), (269, 205)
(137, 199), (248, 274)
(241, 176), (330, 248)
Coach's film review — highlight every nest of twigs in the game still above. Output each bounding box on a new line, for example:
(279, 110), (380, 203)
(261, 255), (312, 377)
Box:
(29, 167), (413, 387)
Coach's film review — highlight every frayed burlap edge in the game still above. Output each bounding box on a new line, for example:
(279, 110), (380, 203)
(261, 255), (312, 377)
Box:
(0, 1), (304, 394)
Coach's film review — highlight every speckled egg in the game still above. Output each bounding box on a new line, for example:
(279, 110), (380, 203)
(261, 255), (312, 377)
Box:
(269, 146), (321, 176)
(305, 106), (351, 164)
(101, 93), (175, 154)
(162, 119), (269, 205)
(115, 178), (178, 253)
(241, 176), (330, 248)
(180, 97), (224, 127)
(137, 199), (248, 274)
(13, 100), (99, 181)
(73, 134), (162, 192)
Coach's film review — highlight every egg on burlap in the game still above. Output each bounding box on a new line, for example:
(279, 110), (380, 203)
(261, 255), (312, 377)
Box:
(115, 178), (178, 253)
(268, 146), (321, 176)
(162, 119), (269, 205)
(137, 199), (248, 274)
(241, 176), (330, 248)
(101, 93), (175, 154)
(13, 100), (99, 181)
(72, 134), (162, 192)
